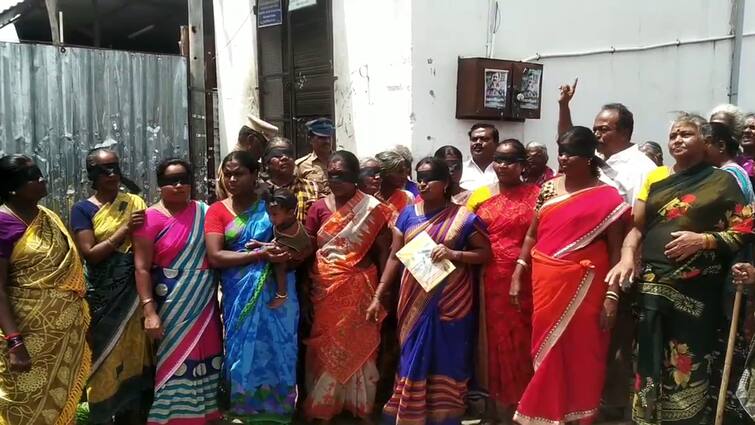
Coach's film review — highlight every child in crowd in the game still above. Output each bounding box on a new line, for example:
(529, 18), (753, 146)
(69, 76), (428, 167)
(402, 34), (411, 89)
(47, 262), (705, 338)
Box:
(246, 188), (311, 308)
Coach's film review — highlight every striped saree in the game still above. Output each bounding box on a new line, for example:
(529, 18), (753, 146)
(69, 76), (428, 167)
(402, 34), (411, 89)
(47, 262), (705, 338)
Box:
(382, 203), (486, 425)
(137, 201), (223, 425)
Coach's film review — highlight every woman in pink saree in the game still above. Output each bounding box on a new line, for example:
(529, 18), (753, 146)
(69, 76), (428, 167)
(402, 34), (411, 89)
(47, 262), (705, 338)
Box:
(511, 127), (629, 425)
(133, 158), (223, 425)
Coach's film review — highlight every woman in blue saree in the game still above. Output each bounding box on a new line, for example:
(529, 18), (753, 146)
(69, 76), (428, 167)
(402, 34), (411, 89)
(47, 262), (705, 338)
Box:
(367, 157), (491, 425)
(205, 150), (306, 424)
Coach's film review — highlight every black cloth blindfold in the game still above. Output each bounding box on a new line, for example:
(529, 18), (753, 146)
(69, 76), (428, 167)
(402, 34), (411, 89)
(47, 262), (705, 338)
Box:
(359, 167), (380, 178)
(264, 147), (294, 164)
(493, 154), (526, 164)
(416, 170), (446, 184)
(327, 171), (359, 184)
(157, 173), (192, 187)
(558, 144), (595, 158)
(8, 165), (43, 192)
(88, 162), (122, 181)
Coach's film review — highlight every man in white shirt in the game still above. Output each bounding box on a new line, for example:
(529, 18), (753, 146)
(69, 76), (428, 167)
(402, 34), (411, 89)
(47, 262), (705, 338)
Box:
(460, 123), (499, 191)
(558, 80), (657, 421)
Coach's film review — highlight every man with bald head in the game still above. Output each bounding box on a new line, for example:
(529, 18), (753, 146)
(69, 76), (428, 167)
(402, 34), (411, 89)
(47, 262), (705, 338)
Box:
(523, 142), (555, 186)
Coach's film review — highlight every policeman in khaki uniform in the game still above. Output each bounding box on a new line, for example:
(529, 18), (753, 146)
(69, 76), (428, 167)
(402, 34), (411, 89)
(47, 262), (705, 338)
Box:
(295, 118), (334, 195)
(215, 115), (278, 200)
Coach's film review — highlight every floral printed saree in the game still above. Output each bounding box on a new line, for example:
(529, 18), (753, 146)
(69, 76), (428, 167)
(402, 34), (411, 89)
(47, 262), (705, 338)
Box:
(634, 164), (753, 425)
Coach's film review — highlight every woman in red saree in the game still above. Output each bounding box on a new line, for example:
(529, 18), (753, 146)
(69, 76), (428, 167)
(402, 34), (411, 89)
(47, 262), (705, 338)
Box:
(467, 140), (540, 423)
(304, 151), (393, 422)
(511, 127), (629, 425)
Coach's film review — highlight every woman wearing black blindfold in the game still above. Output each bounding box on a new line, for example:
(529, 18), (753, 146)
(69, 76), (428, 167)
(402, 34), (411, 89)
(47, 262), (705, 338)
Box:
(433, 145), (470, 205)
(511, 127), (629, 425)
(358, 157), (382, 196)
(466, 140), (540, 423)
(131, 158), (225, 424)
(302, 150), (393, 422)
(367, 156), (492, 425)
(0, 155), (91, 425)
(70, 147), (152, 424)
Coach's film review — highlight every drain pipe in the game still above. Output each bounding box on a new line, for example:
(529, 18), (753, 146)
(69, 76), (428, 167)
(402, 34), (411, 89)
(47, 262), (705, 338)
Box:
(729, 0), (746, 104)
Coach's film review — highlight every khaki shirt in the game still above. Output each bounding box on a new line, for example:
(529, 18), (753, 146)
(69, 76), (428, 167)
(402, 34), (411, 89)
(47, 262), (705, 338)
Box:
(295, 152), (330, 194)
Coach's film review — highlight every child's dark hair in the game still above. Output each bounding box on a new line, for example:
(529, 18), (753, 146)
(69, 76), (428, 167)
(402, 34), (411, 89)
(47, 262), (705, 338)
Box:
(268, 188), (297, 212)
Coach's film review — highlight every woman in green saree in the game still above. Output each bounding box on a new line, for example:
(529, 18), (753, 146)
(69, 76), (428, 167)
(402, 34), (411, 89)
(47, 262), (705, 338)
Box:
(607, 113), (753, 424)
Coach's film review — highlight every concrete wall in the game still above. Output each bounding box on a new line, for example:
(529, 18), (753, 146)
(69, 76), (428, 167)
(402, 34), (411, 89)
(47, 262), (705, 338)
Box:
(213, 0), (259, 155)
(737, 1), (755, 109)
(214, 0), (754, 166)
(332, 0), (413, 156)
(410, 0), (742, 166)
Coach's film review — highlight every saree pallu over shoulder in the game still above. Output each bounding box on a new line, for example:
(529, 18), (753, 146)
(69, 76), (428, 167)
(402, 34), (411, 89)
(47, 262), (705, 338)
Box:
(633, 165), (753, 425)
(515, 185), (628, 425)
(85, 193), (153, 423)
(1, 206), (91, 425)
(308, 191), (392, 385)
(148, 201), (222, 425)
(536, 184), (630, 258)
(383, 203), (485, 425)
(218, 200), (299, 422)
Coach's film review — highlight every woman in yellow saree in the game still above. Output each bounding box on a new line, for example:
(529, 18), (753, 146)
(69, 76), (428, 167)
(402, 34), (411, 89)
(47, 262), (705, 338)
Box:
(0, 154), (91, 425)
(71, 148), (153, 424)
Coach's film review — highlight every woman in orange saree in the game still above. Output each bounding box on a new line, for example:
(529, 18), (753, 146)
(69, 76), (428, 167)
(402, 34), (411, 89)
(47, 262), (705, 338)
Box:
(511, 127), (629, 425)
(304, 151), (393, 422)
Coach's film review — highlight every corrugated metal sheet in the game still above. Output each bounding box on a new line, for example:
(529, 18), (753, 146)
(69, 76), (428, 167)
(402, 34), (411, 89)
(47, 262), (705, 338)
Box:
(0, 42), (188, 221)
(0, 0), (26, 15)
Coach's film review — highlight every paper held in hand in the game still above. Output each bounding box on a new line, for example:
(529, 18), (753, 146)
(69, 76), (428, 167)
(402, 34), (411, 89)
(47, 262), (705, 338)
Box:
(396, 231), (456, 292)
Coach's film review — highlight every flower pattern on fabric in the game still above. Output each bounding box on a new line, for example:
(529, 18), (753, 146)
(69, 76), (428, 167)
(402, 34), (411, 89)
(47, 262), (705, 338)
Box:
(658, 194), (696, 221)
(668, 341), (697, 388)
(727, 204), (754, 234)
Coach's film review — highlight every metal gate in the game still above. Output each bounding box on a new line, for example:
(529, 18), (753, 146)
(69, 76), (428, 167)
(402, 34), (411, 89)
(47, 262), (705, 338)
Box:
(257, 0), (335, 157)
(0, 42), (188, 221)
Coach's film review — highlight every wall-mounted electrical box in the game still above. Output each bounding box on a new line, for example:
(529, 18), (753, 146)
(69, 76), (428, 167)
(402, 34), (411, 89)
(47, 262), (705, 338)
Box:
(456, 57), (543, 121)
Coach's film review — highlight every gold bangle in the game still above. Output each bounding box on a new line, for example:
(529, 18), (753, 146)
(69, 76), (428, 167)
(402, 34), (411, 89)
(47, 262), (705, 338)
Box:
(140, 298), (154, 307)
(705, 234), (715, 250)
(606, 290), (620, 299)
(516, 258), (529, 269)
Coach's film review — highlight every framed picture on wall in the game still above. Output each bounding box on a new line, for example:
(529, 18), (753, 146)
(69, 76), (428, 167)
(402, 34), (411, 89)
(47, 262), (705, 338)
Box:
(483, 68), (508, 109)
(519, 68), (542, 110)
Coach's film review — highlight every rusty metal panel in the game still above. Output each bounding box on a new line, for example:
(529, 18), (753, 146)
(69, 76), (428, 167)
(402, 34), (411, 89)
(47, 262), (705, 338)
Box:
(0, 42), (188, 220)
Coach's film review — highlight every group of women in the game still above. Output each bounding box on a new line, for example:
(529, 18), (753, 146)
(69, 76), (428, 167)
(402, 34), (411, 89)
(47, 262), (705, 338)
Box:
(1, 108), (755, 425)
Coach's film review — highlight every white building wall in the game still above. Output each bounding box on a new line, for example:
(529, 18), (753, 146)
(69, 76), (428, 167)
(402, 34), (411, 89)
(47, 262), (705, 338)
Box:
(213, 0), (754, 166)
(737, 1), (755, 110)
(410, 0), (739, 167)
(213, 0), (259, 155)
(332, 0), (413, 157)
